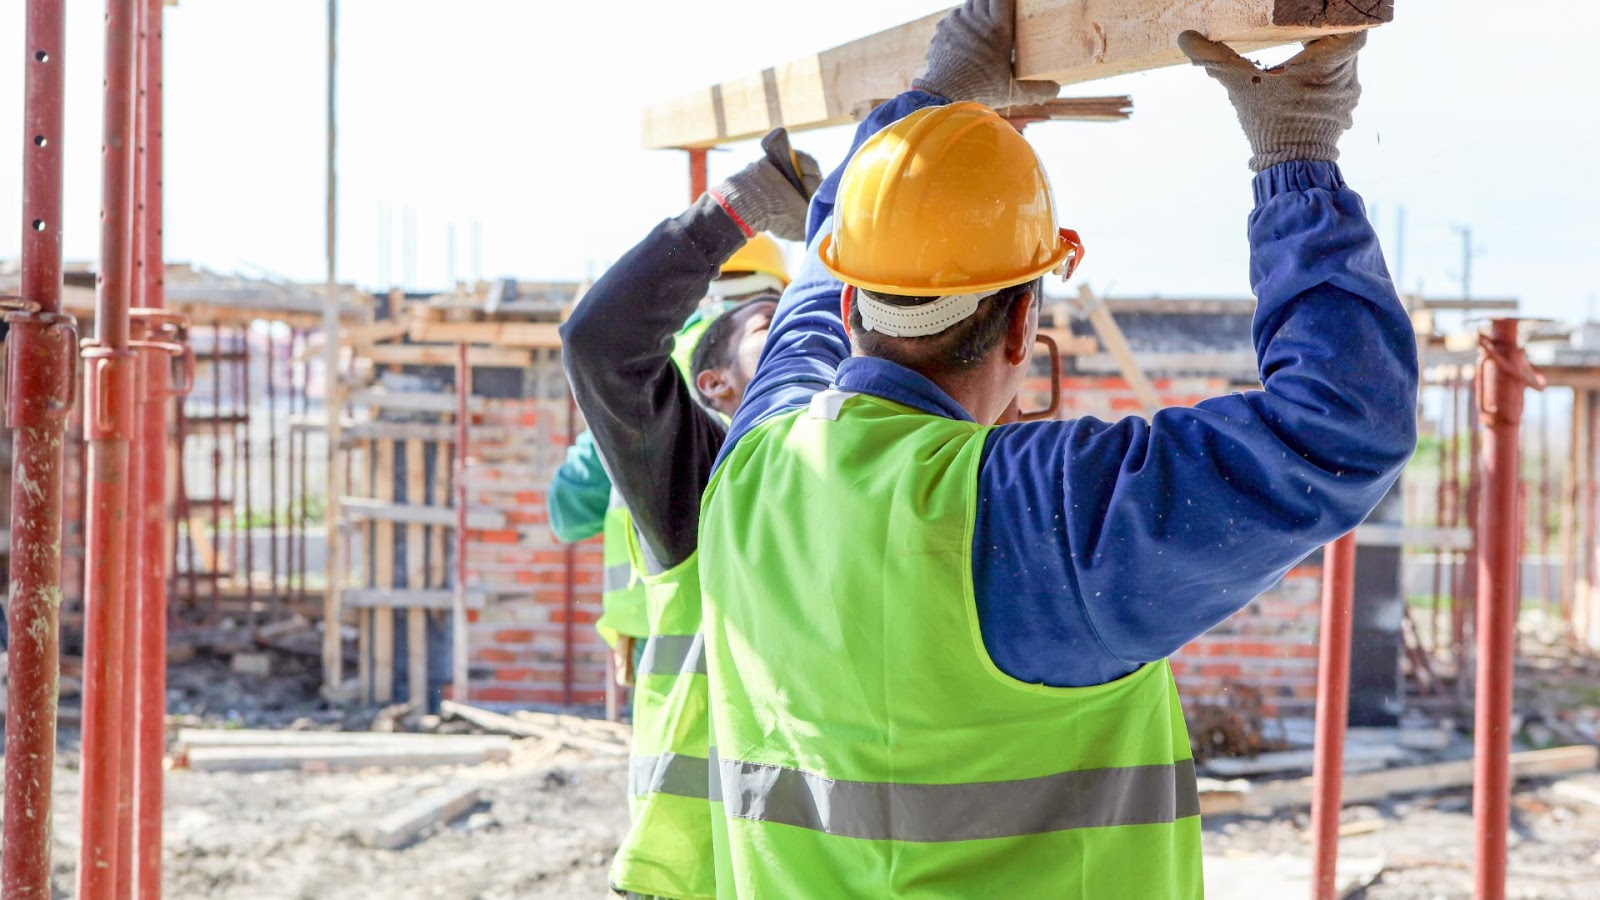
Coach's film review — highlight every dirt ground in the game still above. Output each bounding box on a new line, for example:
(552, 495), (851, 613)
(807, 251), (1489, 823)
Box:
(31, 657), (1600, 898)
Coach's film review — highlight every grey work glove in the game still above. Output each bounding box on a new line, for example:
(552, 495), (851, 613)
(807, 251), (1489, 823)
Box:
(710, 129), (821, 242)
(912, 0), (1058, 109)
(1179, 30), (1366, 172)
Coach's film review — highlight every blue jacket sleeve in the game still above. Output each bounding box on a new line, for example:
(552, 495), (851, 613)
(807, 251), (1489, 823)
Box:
(716, 91), (949, 469)
(973, 161), (1419, 687)
(546, 429), (611, 544)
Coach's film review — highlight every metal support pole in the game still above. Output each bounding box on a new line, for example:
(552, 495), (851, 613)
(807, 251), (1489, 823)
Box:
(132, 1), (170, 892)
(1310, 531), (1357, 900)
(453, 343), (469, 702)
(241, 327), (255, 633)
(77, 1), (141, 895)
(2, 0), (78, 895)
(114, 328), (147, 900)
(563, 389), (577, 710)
(687, 148), (708, 201)
(1473, 319), (1542, 900)
(322, 0), (345, 691)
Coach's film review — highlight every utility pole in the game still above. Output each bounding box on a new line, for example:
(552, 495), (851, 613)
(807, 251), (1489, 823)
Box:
(321, 0), (345, 691)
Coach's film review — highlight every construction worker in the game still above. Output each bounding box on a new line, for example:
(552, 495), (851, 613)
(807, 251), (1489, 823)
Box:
(548, 238), (791, 686)
(559, 132), (819, 899)
(696, 0), (1417, 896)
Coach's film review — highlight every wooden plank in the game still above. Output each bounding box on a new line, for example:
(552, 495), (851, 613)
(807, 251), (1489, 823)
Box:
(181, 742), (512, 773)
(346, 389), (487, 414)
(1354, 524), (1474, 551)
(407, 320), (564, 349)
(342, 588), (488, 610)
(340, 497), (506, 530)
(1075, 286), (1162, 415)
(440, 701), (629, 757)
(291, 417), (511, 445)
(345, 320), (408, 347)
(374, 439), (397, 704)
(429, 444), (449, 594)
(357, 785), (483, 850)
(1219, 745), (1600, 815)
(1014, 0), (1390, 84)
(641, 0), (1390, 149)
(362, 343), (533, 369)
(356, 439), (372, 705)
(175, 728), (510, 750)
(407, 440), (429, 708)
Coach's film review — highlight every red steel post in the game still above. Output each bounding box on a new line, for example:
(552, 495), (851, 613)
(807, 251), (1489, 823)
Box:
(133, 2), (169, 892)
(1310, 531), (1357, 900)
(115, 327), (147, 900)
(3, 4), (79, 895)
(687, 148), (709, 201)
(77, 0), (141, 896)
(453, 343), (470, 702)
(1474, 319), (1542, 900)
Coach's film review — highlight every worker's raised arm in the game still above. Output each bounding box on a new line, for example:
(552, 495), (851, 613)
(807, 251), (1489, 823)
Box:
(560, 138), (815, 567)
(972, 31), (1420, 685)
(719, 0), (1055, 464)
(545, 429), (611, 544)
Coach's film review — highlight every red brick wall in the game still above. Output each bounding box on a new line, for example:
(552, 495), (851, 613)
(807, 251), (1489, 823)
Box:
(460, 395), (609, 709)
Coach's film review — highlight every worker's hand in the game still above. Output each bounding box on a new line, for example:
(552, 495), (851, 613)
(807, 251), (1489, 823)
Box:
(710, 129), (820, 242)
(1178, 30), (1365, 173)
(913, 0), (1058, 109)
(614, 635), (636, 687)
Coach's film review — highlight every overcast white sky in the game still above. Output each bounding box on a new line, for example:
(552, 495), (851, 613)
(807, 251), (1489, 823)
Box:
(1, 1), (1597, 319)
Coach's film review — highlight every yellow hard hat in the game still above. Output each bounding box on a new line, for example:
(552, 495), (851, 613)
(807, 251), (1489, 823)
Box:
(819, 102), (1081, 297)
(718, 233), (789, 287)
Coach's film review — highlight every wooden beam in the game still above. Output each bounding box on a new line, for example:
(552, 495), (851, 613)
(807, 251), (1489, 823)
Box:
(374, 440), (397, 704)
(1014, 0), (1390, 84)
(357, 785), (483, 851)
(407, 320), (564, 349)
(440, 701), (629, 757)
(641, 0), (1390, 149)
(174, 728), (507, 750)
(347, 389), (487, 414)
(362, 344), (533, 368)
(1204, 745), (1600, 816)
(1074, 286), (1161, 415)
(340, 497), (506, 530)
(342, 588), (489, 610)
(407, 440), (428, 709)
(181, 742), (512, 773)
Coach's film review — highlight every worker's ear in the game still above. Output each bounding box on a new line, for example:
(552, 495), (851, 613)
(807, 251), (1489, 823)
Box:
(695, 368), (736, 408)
(1004, 289), (1037, 367)
(840, 285), (854, 339)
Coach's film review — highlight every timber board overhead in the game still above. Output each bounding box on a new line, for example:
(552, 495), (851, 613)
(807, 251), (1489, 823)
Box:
(641, 0), (1391, 149)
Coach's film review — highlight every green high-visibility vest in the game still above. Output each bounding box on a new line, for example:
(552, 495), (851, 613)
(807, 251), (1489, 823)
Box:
(698, 390), (1202, 899)
(608, 532), (716, 899)
(596, 494), (649, 649)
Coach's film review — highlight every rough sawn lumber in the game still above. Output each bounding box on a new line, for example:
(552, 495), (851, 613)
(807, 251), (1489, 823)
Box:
(641, 0), (1391, 149)
(357, 785), (484, 850)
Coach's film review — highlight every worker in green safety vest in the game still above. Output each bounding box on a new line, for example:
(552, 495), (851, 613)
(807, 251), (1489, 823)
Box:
(558, 134), (813, 899)
(696, 2), (1415, 897)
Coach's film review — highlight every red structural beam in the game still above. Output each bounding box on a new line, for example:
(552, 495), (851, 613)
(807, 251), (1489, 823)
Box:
(133, 2), (172, 896)
(78, 0), (142, 896)
(2, 2), (79, 895)
(1474, 319), (1543, 900)
(1310, 531), (1357, 899)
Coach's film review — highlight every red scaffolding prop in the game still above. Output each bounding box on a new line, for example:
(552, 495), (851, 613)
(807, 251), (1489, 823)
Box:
(2, 1), (79, 895)
(1473, 319), (1544, 900)
(77, 0), (142, 896)
(1310, 531), (1357, 899)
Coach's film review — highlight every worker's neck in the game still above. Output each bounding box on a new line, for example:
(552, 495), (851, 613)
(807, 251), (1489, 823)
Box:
(912, 362), (1010, 426)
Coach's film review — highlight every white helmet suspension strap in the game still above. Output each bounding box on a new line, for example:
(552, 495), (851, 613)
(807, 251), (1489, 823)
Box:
(854, 286), (1001, 338)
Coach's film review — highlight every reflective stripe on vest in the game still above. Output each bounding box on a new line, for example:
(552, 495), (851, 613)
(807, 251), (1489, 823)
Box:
(604, 561), (634, 592)
(629, 751), (713, 800)
(714, 752), (1199, 842)
(639, 633), (707, 677)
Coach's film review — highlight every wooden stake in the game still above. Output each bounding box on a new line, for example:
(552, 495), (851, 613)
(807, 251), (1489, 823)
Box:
(374, 439), (396, 704)
(406, 439), (427, 708)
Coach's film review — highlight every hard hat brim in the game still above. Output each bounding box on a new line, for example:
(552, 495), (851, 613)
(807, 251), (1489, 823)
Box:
(818, 232), (1077, 298)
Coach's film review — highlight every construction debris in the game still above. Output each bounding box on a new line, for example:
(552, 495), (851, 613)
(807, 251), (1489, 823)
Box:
(355, 785), (484, 850)
(175, 729), (513, 773)
(440, 701), (629, 757)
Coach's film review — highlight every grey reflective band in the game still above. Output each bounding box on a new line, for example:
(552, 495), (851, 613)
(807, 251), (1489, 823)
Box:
(629, 752), (713, 800)
(639, 633), (707, 677)
(718, 756), (1199, 842)
(603, 562), (634, 592)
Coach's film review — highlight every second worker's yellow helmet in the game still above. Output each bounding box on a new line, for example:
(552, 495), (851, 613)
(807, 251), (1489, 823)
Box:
(819, 102), (1081, 298)
(718, 233), (790, 288)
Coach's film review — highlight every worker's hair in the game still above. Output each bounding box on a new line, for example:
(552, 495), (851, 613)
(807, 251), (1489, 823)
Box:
(849, 278), (1039, 373)
(689, 295), (780, 405)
